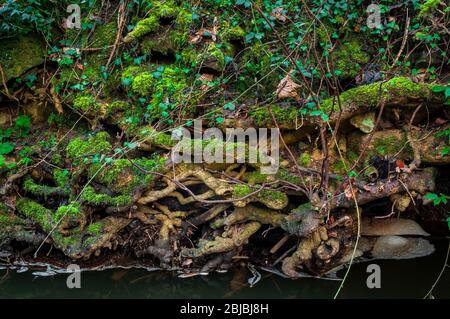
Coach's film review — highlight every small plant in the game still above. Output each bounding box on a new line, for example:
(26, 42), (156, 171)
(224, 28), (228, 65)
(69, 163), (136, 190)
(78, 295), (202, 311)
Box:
(15, 115), (31, 138)
(424, 192), (450, 206)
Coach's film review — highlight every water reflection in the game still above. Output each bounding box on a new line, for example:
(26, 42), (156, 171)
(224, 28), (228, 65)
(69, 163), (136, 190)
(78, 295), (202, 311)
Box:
(0, 239), (448, 299)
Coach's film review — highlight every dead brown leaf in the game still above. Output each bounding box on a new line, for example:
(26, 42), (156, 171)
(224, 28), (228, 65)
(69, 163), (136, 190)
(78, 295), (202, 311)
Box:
(271, 7), (287, 23)
(276, 70), (301, 101)
(199, 73), (215, 91)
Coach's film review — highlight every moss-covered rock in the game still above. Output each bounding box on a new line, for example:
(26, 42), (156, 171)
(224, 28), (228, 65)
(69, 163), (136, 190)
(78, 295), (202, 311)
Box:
(350, 112), (376, 133)
(322, 77), (434, 112)
(66, 132), (112, 160)
(79, 186), (132, 207)
(0, 35), (45, 81)
(233, 184), (289, 210)
(333, 39), (370, 79)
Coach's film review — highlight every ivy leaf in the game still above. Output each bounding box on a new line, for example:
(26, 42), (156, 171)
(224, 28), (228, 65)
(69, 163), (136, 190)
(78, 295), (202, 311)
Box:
(432, 85), (446, 93)
(348, 170), (359, 178)
(321, 113), (330, 121)
(121, 77), (132, 86)
(216, 117), (225, 124)
(223, 102), (235, 111)
(15, 115), (31, 137)
(424, 192), (438, 201)
(0, 142), (14, 155)
(445, 87), (450, 98)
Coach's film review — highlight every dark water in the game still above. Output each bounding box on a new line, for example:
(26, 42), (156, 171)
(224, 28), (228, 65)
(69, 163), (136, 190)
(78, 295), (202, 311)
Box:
(0, 239), (448, 299)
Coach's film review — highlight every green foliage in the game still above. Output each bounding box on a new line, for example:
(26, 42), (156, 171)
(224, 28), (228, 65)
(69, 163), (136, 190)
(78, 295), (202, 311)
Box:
(66, 132), (112, 160)
(432, 83), (450, 105)
(15, 115), (31, 137)
(424, 192), (450, 206)
(0, 0), (56, 37)
(0, 142), (14, 155)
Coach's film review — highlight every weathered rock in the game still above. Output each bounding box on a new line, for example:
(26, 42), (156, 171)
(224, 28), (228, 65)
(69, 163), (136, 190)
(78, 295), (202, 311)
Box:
(350, 112), (376, 133)
(0, 109), (11, 127)
(371, 235), (435, 260)
(0, 35), (45, 81)
(361, 217), (430, 236)
(281, 203), (321, 237)
(390, 193), (412, 212)
(347, 124), (450, 164)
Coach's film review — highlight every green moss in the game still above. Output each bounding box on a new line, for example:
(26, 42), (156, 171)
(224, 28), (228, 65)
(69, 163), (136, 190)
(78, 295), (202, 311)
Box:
(331, 150), (359, 174)
(0, 202), (9, 213)
(277, 168), (302, 185)
(141, 27), (188, 55)
(80, 186), (132, 207)
(0, 211), (26, 227)
(16, 198), (53, 232)
(107, 101), (130, 113)
(197, 42), (225, 71)
(420, 0), (440, 15)
(127, 0), (192, 44)
(321, 77), (432, 112)
(298, 152), (312, 167)
(86, 222), (103, 235)
(223, 25), (245, 40)
(53, 169), (70, 187)
(88, 155), (166, 193)
(54, 203), (82, 222)
(50, 153), (64, 166)
(73, 95), (99, 113)
(83, 21), (117, 48)
(233, 184), (288, 208)
(0, 35), (45, 81)
(250, 105), (298, 127)
(88, 159), (131, 186)
(145, 66), (189, 121)
(333, 39), (369, 78)
(132, 72), (154, 96)
(372, 134), (412, 157)
(245, 171), (272, 185)
(66, 132), (112, 159)
(135, 126), (175, 148)
(121, 66), (143, 81)
(23, 177), (70, 197)
(125, 16), (160, 42)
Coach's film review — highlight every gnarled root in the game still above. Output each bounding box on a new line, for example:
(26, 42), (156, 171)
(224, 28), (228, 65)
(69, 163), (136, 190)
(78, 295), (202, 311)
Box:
(181, 221), (261, 258)
(282, 226), (328, 278)
(138, 164), (233, 204)
(315, 238), (340, 261)
(185, 204), (230, 228)
(210, 205), (284, 229)
(136, 239), (173, 267)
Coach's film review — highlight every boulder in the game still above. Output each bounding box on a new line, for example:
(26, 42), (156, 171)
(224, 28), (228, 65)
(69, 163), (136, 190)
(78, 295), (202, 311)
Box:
(0, 35), (45, 81)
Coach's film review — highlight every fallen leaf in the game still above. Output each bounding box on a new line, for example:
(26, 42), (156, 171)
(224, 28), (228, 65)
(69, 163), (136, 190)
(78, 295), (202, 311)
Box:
(271, 7), (287, 23)
(395, 159), (405, 169)
(276, 70), (301, 101)
(435, 117), (448, 125)
(199, 73), (215, 91)
(189, 33), (203, 44)
(344, 185), (354, 199)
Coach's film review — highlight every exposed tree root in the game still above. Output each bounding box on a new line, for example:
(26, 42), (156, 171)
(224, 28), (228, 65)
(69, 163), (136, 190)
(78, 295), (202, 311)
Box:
(281, 226), (328, 278)
(181, 222), (261, 258)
